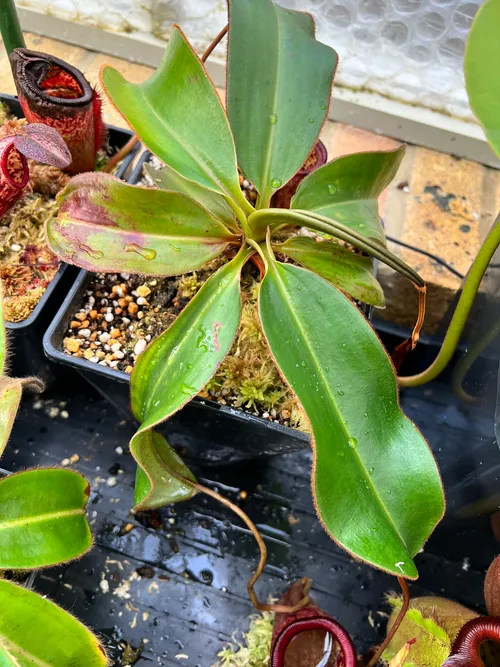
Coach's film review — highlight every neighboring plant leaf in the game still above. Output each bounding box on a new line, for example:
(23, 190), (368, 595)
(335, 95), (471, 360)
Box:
(47, 172), (236, 275)
(276, 236), (385, 307)
(0, 469), (92, 569)
(465, 0), (500, 157)
(130, 248), (251, 431)
(291, 148), (405, 245)
(383, 598), (452, 666)
(144, 162), (238, 231)
(0, 380), (22, 459)
(101, 26), (248, 210)
(132, 429), (197, 511)
(258, 259), (444, 578)
(13, 124), (72, 169)
(0, 579), (107, 666)
(227, 0), (337, 206)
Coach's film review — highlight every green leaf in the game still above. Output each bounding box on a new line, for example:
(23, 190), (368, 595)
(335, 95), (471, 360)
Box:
(144, 162), (238, 231)
(258, 259), (444, 578)
(227, 0), (337, 206)
(0, 580), (107, 666)
(0, 287), (6, 376)
(48, 172), (237, 275)
(276, 236), (385, 307)
(102, 26), (249, 211)
(291, 148), (405, 245)
(132, 429), (197, 511)
(130, 247), (250, 431)
(0, 380), (21, 460)
(465, 0), (500, 157)
(0, 469), (92, 569)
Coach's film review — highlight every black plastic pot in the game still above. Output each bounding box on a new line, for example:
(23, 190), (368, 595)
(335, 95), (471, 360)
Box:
(1, 93), (138, 380)
(42, 152), (465, 466)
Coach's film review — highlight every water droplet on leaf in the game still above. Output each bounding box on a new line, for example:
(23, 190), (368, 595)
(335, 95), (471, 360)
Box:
(348, 437), (357, 448)
(169, 244), (181, 252)
(319, 101), (327, 110)
(327, 184), (337, 195)
(124, 243), (157, 261)
(308, 118), (315, 123)
(78, 242), (103, 260)
(271, 178), (282, 188)
(269, 113), (278, 125)
(369, 467), (374, 474)
(337, 389), (344, 396)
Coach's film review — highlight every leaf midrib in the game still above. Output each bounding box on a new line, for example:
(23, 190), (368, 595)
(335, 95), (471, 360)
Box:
(132, 70), (238, 201)
(0, 633), (49, 667)
(267, 261), (408, 552)
(0, 508), (84, 531)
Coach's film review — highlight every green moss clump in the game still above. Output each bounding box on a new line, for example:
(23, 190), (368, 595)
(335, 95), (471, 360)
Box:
(215, 612), (274, 667)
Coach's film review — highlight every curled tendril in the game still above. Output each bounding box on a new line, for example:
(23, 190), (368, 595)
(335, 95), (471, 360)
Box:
(271, 616), (358, 667)
(442, 617), (500, 666)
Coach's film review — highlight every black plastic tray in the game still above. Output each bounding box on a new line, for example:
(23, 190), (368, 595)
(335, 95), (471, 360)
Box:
(1, 93), (138, 379)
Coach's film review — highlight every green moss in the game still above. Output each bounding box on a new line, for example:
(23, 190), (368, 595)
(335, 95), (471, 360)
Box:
(216, 612), (274, 667)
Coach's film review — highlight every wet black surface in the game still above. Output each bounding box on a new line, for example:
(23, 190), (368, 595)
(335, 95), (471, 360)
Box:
(6, 369), (499, 666)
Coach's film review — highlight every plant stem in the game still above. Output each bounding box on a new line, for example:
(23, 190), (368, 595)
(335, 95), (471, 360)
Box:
(201, 24), (228, 63)
(399, 213), (500, 387)
(366, 577), (410, 667)
(0, 0), (25, 55)
(103, 135), (139, 174)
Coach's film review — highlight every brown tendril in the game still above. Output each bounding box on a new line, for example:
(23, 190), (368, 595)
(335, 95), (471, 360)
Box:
(195, 481), (310, 614)
(366, 577), (410, 667)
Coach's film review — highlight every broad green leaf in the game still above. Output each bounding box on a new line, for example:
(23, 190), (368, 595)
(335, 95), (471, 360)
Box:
(276, 236), (385, 307)
(131, 247), (250, 431)
(144, 162), (238, 231)
(48, 172), (237, 275)
(227, 0), (337, 206)
(0, 469), (92, 569)
(132, 429), (197, 511)
(258, 259), (444, 578)
(0, 380), (22, 459)
(0, 580), (107, 666)
(291, 148), (406, 245)
(102, 27), (249, 211)
(465, 0), (500, 157)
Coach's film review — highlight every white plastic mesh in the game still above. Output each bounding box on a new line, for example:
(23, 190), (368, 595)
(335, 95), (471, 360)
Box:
(276, 0), (480, 120)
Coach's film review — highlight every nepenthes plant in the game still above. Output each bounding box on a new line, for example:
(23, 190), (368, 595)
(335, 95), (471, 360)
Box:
(45, 0), (445, 585)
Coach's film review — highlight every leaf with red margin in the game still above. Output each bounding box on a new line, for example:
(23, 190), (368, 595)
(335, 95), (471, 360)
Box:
(47, 172), (238, 275)
(258, 256), (444, 578)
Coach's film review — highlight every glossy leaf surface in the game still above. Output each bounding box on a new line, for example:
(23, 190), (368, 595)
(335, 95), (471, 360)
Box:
(102, 27), (247, 208)
(132, 429), (197, 511)
(0, 380), (21, 459)
(131, 249), (249, 431)
(291, 148), (405, 245)
(464, 0), (500, 157)
(0, 469), (92, 569)
(259, 259), (444, 577)
(0, 580), (106, 666)
(227, 0), (337, 205)
(277, 236), (385, 307)
(144, 162), (238, 231)
(48, 172), (236, 275)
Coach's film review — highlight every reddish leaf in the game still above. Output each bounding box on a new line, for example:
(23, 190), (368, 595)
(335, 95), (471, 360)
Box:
(0, 137), (29, 217)
(13, 124), (71, 169)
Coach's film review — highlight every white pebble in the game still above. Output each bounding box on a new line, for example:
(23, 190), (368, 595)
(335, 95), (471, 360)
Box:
(115, 446), (124, 455)
(99, 332), (110, 343)
(88, 296), (95, 307)
(48, 407), (60, 418)
(109, 360), (119, 368)
(122, 317), (131, 325)
(33, 400), (43, 410)
(136, 297), (148, 306)
(99, 579), (110, 594)
(60, 410), (69, 419)
(90, 356), (100, 363)
(111, 342), (122, 352)
(104, 313), (114, 323)
(134, 339), (147, 356)
(61, 458), (70, 466)
(106, 477), (118, 487)
(10, 243), (21, 252)
(79, 328), (91, 339)
(113, 350), (125, 360)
